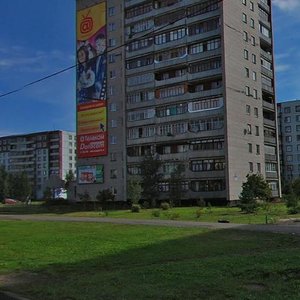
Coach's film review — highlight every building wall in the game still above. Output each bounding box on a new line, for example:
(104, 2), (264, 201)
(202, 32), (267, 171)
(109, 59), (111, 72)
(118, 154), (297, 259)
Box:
(278, 100), (300, 183)
(0, 130), (76, 199)
(76, 0), (126, 201)
(74, 0), (280, 203)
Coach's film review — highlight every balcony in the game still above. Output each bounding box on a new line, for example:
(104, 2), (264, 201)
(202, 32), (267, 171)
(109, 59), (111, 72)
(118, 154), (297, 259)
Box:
(259, 0), (270, 13)
(263, 100), (275, 111)
(125, 0), (147, 8)
(264, 136), (276, 145)
(260, 49), (272, 62)
(259, 33), (272, 46)
(263, 118), (275, 128)
(261, 84), (274, 94)
(261, 66), (273, 79)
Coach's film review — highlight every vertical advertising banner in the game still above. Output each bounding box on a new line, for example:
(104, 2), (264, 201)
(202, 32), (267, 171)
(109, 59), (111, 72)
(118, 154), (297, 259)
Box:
(76, 2), (107, 158)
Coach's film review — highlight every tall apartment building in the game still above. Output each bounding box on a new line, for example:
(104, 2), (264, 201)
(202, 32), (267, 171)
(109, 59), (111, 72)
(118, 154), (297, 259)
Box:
(0, 130), (76, 199)
(75, 0), (281, 203)
(277, 100), (300, 183)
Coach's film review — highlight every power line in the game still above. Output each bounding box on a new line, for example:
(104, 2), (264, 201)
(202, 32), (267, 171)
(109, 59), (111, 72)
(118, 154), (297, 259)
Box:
(0, 0), (222, 100)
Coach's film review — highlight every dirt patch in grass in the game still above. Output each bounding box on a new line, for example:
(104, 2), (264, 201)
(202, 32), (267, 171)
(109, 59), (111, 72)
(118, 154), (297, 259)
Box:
(244, 283), (267, 291)
(0, 271), (49, 289)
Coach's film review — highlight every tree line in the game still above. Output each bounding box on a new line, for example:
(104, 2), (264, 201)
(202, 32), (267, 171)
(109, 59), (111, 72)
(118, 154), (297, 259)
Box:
(0, 166), (32, 202)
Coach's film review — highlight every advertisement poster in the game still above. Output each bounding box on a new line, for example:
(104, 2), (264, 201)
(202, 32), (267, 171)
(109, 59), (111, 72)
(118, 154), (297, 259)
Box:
(76, 2), (107, 158)
(78, 165), (104, 184)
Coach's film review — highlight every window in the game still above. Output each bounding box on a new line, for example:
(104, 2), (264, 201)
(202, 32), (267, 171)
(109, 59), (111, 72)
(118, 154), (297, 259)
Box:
(285, 126), (291, 133)
(284, 107), (291, 113)
(245, 67), (249, 78)
(110, 135), (117, 144)
(111, 120), (117, 128)
(246, 105), (250, 114)
(243, 31), (248, 41)
(296, 125), (300, 131)
(108, 7), (115, 16)
(284, 116), (291, 123)
(252, 71), (257, 81)
(251, 35), (256, 46)
(257, 163), (261, 173)
(108, 23), (116, 32)
(242, 0), (246, 5)
(296, 115), (300, 122)
(245, 86), (250, 96)
(244, 49), (249, 60)
(108, 38), (116, 47)
(286, 136), (292, 143)
(250, 18), (255, 28)
(253, 89), (258, 99)
(108, 54), (116, 63)
(296, 106), (300, 112)
(250, 1), (254, 11)
(256, 144), (260, 155)
(248, 143), (252, 153)
(286, 145), (292, 152)
(249, 162), (253, 172)
(254, 107), (258, 117)
(242, 13), (247, 23)
(109, 70), (116, 78)
(255, 126), (259, 136)
(110, 169), (117, 179)
(110, 152), (117, 161)
(247, 124), (252, 134)
(252, 54), (256, 64)
(286, 155), (293, 162)
(109, 103), (117, 111)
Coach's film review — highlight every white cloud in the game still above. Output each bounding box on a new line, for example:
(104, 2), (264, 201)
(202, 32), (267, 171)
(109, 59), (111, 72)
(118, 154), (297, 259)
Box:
(275, 64), (290, 72)
(273, 0), (300, 11)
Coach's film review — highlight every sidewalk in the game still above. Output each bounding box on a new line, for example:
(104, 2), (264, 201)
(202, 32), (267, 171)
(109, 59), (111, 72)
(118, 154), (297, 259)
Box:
(1, 214), (300, 235)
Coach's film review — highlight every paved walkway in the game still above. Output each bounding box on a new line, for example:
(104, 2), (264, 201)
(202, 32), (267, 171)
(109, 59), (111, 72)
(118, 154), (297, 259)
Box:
(1, 214), (300, 235)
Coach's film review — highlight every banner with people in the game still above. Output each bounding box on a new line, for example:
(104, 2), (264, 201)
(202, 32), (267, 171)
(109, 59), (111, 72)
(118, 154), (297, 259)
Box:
(76, 2), (107, 158)
(78, 165), (104, 184)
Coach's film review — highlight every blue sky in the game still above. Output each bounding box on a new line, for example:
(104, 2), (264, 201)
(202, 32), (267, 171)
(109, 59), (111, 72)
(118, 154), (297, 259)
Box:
(0, 0), (299, 136)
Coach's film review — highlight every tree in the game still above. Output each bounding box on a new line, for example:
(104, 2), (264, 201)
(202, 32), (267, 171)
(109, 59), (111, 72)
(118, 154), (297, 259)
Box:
(0, 166), (8, 202)
(78, 190), (91, 209)
(65, 170), (75, 190)
(140, 153), (162, 207)
(169, 164), (186, 207)
(43, 187), (53, 201)
(127, 177), (142, 205)
(5, 172), (32, 201)
(239, 174), (272, 213)
(96, 189), (115, 210)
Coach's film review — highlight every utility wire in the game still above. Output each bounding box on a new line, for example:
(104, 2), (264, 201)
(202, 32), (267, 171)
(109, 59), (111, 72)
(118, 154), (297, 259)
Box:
(0, 0), (222, 100)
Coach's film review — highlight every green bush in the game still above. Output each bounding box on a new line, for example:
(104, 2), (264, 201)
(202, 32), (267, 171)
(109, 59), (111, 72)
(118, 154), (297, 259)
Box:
(142, 201), (150, 209)
(169, 212), (180, 220)
(285, 193), (300, 214)
(160, 202), (170, 210)
(195, 208), (203, 219)
(197, 198), (206, 207)
(151, 210), (160, 218)
(131, 204), (141, 213)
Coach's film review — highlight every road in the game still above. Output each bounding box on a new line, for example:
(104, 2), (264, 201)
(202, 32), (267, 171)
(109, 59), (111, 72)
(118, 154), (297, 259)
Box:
(1, 214), (300, 235)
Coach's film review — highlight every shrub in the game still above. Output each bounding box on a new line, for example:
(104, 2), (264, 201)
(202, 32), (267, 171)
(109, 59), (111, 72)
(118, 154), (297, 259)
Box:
(195, 208), (203, 219)
(169, 212), (180, 220)
(160, 202), (170, 210)
(197, 198), (206, 207)
(151, 210), (160, 218)
(131, 204), (141, 213)
(285, 193), (300, 214)
(142, 201), (150, 209)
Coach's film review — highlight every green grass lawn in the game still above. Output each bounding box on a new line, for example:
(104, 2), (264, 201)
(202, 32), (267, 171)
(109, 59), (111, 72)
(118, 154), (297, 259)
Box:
(0, 220), (300, 300)
(1, 202), (300, 224)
